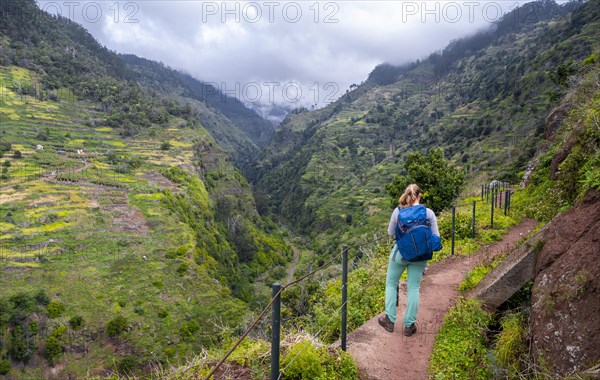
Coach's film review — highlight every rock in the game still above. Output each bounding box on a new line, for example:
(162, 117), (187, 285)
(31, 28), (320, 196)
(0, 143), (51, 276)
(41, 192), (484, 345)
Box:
(530, 189), (600, 377)
(545, 105), (569, 142)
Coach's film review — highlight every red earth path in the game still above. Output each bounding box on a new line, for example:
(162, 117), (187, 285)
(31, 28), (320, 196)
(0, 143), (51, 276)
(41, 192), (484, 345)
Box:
(346, 218), (538, 380)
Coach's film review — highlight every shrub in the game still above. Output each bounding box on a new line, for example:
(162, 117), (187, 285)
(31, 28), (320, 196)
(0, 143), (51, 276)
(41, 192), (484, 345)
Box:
(281, 341), (323, 379)
(0, 299), (11, 326)
(118, 300), (127, 308)
(157, 308), (169, 319)
(0, 359), (10, 375)
(187, 319), (200, 334)
(9, 292), (35, 311)
(175, 245), (187, 256)
(160, 141), (172, 151)
(69, 315), (84, 330)
(47, 301), (65, 318)
(117, 356), (138, 374)
(9, 325), (32, 363)
(29, 320), (39, 335)
(281, 341), (358, 380)
(180, 319), (201, 338)
(35, 290), (50, 306)
(51, 325), (67, 338)
(107, 315), (128, 336)
(151, 280), (163, 289)
(45, 336), (62, 365)
(12, 150), (22, 159)
(438, 211), (473, 241)
(176, 262), (189, 276)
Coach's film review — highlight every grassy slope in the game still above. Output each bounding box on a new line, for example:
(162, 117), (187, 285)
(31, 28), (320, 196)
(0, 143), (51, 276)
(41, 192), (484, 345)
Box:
(0, 64), (288, 378)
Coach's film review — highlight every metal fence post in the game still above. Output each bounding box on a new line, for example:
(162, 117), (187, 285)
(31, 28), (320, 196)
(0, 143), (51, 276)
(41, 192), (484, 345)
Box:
(271, 283), (281, 380)
(491, 188), (495, 229)
(341, 245), (348, 352)
(472, 200), (476, 238)
(451, 205), (456, 256)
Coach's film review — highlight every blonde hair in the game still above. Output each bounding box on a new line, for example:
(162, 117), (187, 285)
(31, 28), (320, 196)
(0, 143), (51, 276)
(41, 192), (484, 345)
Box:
(399, 184), (422, 207)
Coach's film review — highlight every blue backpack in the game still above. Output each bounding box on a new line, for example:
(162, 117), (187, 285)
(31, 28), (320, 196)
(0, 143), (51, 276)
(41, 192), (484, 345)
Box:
(394, 205), (442, 262)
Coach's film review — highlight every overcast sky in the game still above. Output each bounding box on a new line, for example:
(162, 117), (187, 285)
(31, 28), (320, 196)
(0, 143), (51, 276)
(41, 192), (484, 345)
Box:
(37, 1), (556, 110)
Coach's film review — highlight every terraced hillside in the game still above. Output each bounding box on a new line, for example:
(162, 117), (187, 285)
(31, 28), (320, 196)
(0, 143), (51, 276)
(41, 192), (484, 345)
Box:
(0, 1), (291, 376)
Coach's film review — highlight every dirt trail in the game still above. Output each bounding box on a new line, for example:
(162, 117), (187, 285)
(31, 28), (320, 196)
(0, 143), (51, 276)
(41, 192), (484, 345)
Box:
(346, 218), (538, 380)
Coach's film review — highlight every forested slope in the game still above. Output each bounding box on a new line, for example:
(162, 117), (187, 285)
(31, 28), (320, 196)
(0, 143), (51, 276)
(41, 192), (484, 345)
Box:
(255, 0), (600, 250)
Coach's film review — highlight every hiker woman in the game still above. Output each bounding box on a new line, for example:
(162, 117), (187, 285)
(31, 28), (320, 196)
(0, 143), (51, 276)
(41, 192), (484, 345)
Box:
(378, 184), (440, 336)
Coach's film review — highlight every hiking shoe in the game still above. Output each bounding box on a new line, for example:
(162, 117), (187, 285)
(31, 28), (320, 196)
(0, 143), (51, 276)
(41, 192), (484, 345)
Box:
(378, 314), (394, 333)
(403, 323), (417, 337)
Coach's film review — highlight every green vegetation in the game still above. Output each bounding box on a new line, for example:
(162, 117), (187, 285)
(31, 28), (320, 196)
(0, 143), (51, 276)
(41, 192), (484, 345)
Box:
(458, 256), (503, 292)
(0, 0), (598, 377)
(493, 312), (527, 375)
(0, 2), (292, 374)
(0, 359), (10, 375)
(256, 0), (600, 255)
(0, 290), (65, 371)
(281, 342), (358, 380)
(385, 148), (465, 212)
(429, 299), (492, 379)
(459, 264), (494, 292)
(46, 301), (65, 318)
(512, 55), (600, 221)
(107, 315), (128, 337)
(147, 335), (358, 380)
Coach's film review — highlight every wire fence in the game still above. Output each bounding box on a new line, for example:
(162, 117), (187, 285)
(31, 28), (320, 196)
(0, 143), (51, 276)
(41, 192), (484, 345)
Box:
(202, 235), (388, 380)
(203, 181), (515, 380)
(0, 174), (514, 379)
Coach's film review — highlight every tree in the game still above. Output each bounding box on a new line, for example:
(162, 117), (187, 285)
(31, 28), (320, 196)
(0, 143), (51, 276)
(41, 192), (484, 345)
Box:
(9, 325), (32, 363)
(385, 148), (464, 212)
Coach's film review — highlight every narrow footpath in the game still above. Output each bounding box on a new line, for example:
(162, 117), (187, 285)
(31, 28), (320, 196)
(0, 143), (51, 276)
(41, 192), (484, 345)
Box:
(346, 218), (538, 380)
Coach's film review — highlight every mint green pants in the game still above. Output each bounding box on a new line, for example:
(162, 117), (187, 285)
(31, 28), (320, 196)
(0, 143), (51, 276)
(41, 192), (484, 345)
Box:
(385, 244), (428, 327)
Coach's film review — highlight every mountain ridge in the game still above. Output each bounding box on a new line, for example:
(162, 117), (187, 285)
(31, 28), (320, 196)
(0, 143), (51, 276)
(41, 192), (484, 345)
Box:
(254, 0), (599, 249)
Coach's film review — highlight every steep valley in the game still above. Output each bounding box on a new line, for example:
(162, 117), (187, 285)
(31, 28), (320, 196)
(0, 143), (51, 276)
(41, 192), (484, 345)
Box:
(0, 0), (599, 378)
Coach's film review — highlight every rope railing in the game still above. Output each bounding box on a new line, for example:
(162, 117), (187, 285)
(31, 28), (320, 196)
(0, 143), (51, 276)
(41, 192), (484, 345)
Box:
(204, 182), (513, 379)
(275, 241), (391, 379)
(202, 236), (387, 380)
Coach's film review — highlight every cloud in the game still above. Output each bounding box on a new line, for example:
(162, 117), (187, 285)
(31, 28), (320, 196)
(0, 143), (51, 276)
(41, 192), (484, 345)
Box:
(36, 1), (549, 110)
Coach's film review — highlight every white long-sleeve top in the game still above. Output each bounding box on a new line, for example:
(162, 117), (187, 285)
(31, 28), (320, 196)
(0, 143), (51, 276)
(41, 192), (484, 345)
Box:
(387, 206), (440, 237)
